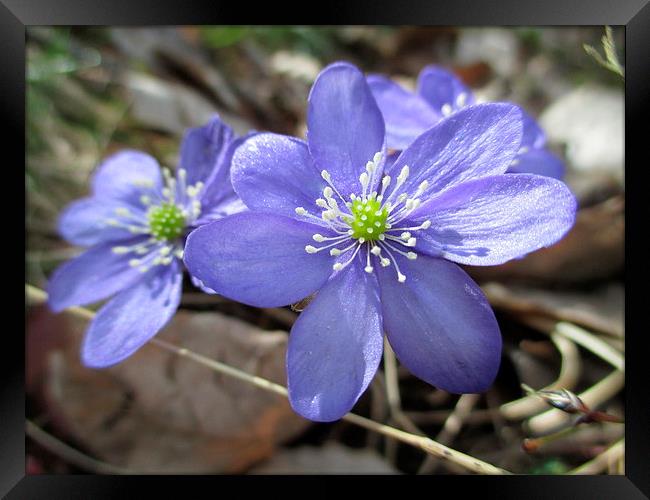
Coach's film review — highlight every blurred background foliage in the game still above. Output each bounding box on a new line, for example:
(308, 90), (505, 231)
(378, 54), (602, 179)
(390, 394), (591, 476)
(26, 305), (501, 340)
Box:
(26, 26), (624, 475)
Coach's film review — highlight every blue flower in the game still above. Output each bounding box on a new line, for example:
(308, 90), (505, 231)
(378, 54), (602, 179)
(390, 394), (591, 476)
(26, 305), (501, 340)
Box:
(183, 62), (577, 422)
(47, 116), (247, 367)
(368, 65), (565, 179)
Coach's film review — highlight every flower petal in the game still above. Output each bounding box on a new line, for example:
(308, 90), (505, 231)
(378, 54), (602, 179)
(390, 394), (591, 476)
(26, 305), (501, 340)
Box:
(416, 65), (476, 114)
(288, 260), (383, 422)
(386, 103), (523, 199)
(91, 150), (163, 206)
(410, 174), (577, 265)
(179, 115), (235, 188)
(47, 237), (149, 312)
(183, 212), (334, 307)
(307, 62), (385, 195)
(198, 132), (256, 210)
(378, 254), (501, 394)
(520, 109), (546, 150)
(509, 148), (565, 179)
(367, 74), (439, 151)
(81, 261), (182, 368)
(58, 197), (145, 247)
(190, 275), (217, 295)
(231, 133), (324, 219)
(192, 197), (248, 226)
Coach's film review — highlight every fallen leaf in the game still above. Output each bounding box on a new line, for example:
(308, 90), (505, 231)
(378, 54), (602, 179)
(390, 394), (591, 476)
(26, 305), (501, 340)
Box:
(28, 307), (309, 473)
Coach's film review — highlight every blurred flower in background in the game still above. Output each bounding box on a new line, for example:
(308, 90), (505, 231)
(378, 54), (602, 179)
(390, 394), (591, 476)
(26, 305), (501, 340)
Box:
(368, 65), (565, 179)
(47, 116), (246, 367)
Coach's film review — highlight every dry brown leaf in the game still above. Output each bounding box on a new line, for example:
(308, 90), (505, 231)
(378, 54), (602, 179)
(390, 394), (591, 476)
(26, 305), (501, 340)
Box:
(28, 307), (309, 473)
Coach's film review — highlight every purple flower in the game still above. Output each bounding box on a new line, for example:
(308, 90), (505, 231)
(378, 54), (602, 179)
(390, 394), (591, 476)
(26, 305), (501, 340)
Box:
(368, 65), (565, 179)
(183, 62), (576, 422)
(47, 115), (246, 367)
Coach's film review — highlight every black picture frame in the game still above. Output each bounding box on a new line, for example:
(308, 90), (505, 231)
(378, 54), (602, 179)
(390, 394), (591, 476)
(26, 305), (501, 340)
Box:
(7, 0), (648, 497)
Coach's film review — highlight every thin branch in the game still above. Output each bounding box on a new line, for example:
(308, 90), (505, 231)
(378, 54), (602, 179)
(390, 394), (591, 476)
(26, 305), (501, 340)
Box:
(568, 439), (624, 475)
(500, 330), (582, 420)
(418, 393), (481, 474)
(26, 420), (135, 475)
(383, 339), (402, 411)
(26, 283), (511, 475)
(554, 322), (623, 371)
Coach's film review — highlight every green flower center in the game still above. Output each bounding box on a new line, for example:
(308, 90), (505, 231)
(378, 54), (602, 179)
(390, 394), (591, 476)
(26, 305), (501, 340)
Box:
(147, 203), (186, 241)
(345, 198), (388, 241)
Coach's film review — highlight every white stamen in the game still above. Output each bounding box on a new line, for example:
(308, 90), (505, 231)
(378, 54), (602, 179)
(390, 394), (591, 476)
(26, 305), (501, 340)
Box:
(397, 166), (410, 184)
(414, 180), (429, 197)
(456, 92), (467, 108)
(332, 243), (362, 272)
(186, 181), (204, 199)
(378, 242), (407, 282)
(441, 103), (453, 116)
(365, 245), (373, 273)
(380, 176), (391, 201)
(359, 172), (369, 197)
(132, 179), (154, 188)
